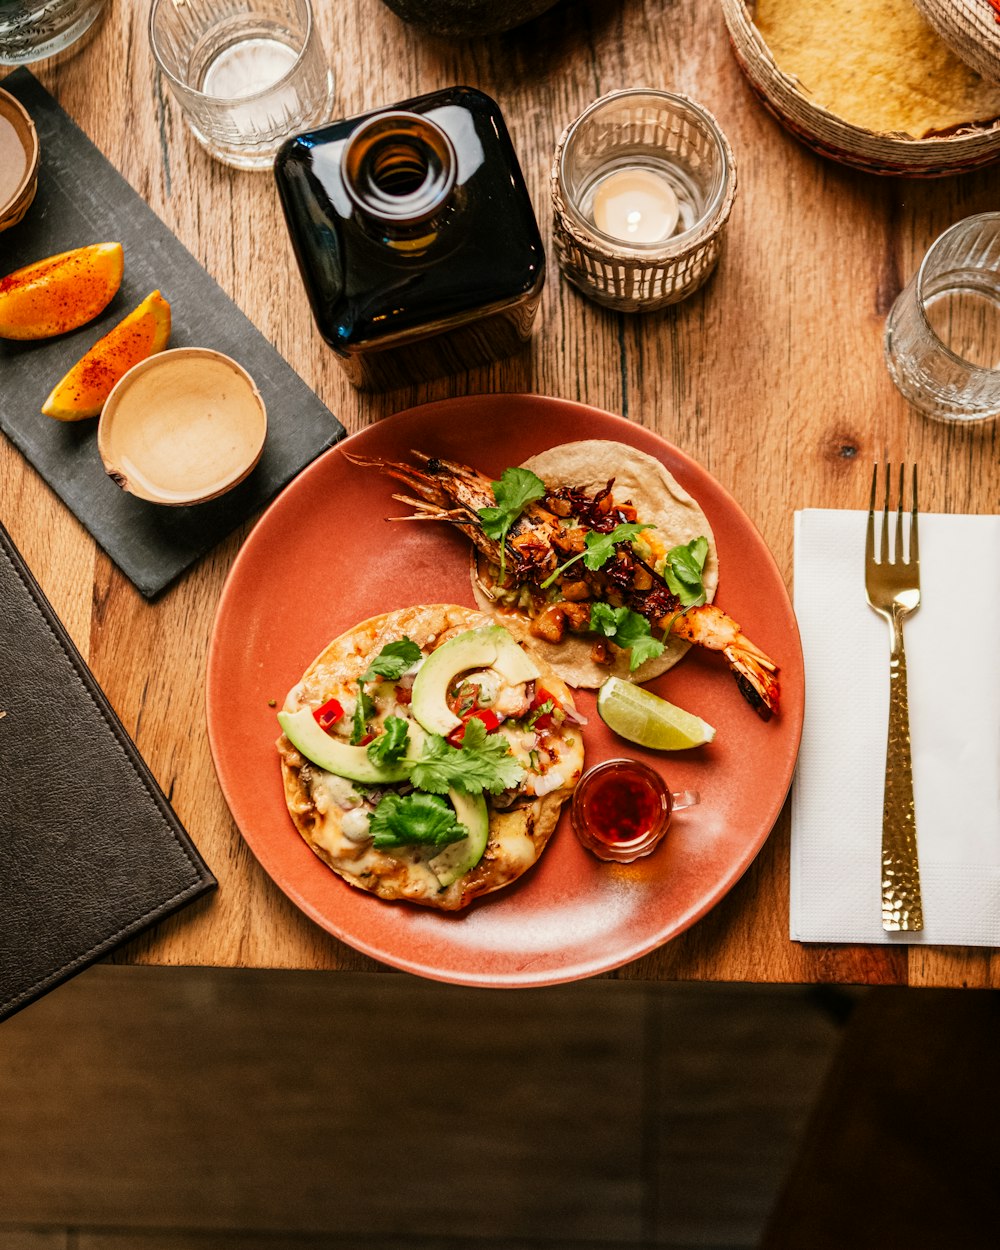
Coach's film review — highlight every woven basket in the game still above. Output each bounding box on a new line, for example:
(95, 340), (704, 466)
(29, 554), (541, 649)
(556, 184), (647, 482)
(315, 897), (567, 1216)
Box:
(721, 0), (1000, 176)
(912, 0), (1000, 86)
(0, 88), (39, 234)
(550, 91), (738, 313)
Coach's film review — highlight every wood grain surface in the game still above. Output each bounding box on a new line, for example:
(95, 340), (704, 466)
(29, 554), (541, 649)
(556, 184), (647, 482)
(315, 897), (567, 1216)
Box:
(3, 0), (997, 987)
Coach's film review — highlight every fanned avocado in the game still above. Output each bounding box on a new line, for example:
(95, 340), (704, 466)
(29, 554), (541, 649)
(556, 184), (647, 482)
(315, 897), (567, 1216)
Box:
(429, 790), (489, 886)
(411, 626), (540, 735)
(278, 707), (414, 784)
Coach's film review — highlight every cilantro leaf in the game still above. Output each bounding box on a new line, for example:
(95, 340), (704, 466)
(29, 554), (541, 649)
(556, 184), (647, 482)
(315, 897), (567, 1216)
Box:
(541, 522), (650, 588)
(477, 467), (546, 584)
(661, 536), (710, 608)
(368, 792), (467, 849)
(613, 612), (667, 670)
(352, 638), (422, 745)
(410, 717), (526, 795)
(359, 637), (422, 684)
(366, 715), (410, 766)
(350, 687), (375, 744)
(588, 601), (666, 672)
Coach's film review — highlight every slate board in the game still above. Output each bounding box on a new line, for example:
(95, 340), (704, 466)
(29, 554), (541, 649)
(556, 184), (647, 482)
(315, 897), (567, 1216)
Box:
(0, 68), (345, 599)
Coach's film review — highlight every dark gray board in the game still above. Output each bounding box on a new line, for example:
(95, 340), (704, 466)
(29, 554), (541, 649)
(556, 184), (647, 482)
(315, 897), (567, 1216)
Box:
(0, 68), (344, 598)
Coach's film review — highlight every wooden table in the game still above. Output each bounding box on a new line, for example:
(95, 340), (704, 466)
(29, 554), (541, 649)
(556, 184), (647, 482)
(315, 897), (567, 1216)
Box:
(6, 0), (998, 989)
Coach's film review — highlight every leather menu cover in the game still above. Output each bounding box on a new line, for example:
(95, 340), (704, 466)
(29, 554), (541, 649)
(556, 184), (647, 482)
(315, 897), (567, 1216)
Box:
(0, 522), (216, 1022)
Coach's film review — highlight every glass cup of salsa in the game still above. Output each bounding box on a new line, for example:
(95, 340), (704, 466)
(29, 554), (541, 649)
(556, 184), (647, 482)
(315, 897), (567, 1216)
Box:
(571, 759), (699, 863)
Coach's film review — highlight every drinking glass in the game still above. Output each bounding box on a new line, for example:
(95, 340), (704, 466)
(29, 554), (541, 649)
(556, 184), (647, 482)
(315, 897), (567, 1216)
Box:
(551, 88), (737, 312)
(0, 0), (106, 64)
(149, 0), (334, 171)
(884, 213), (1000, 424)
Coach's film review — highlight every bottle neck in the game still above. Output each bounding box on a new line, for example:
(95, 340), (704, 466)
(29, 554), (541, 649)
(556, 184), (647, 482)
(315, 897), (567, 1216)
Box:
(341, 111), (458, 251)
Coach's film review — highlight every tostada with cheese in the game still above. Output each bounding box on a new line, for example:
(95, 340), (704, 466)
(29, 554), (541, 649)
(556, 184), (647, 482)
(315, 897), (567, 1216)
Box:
(276, 604), (585, 911)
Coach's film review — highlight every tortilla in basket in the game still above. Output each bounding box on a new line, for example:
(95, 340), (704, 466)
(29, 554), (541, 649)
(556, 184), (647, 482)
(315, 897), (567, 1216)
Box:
(755, 0), (1000, 138)
(276, 604), (584, 911)
(471, 440), (718, 689)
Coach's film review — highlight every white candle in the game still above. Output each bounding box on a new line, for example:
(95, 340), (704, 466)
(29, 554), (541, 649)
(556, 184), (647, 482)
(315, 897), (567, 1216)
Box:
(592, 167), (680, 244)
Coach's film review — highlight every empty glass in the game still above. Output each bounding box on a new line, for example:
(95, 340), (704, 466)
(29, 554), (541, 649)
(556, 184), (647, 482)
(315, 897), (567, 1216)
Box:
(884, 213), (1000, 424)
(149, 0), (334, 170)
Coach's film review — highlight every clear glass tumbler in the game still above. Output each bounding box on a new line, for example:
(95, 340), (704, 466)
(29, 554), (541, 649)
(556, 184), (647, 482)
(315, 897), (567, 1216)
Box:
(884, 212), (1000, 424)
(0, 0), (106, 64)
(552, 88), (737, 312)
(149, 0), (334, 171)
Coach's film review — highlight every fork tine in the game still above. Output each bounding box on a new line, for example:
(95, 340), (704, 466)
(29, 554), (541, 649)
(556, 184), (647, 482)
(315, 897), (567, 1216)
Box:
(866, 463), (877, 561)
(880, 461), (890, 564)
(910, 464), (919, 566)
(895, 463), (905, 564)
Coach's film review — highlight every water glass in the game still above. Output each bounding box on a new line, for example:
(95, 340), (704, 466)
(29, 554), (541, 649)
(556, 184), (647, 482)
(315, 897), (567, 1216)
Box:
(551, 88), (737, 312)
(149, 0), (334, 171)
(0, 0), (106, 64)
(884, 213), (1000, 424)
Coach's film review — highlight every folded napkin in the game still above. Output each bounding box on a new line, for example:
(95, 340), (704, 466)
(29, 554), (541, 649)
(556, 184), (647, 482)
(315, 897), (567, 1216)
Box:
(791, 508), (1000, 946)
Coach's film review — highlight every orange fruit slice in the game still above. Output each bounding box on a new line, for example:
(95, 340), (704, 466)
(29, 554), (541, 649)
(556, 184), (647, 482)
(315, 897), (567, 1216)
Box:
(0, 242), (124, 340)
(42, 290), (172, 421)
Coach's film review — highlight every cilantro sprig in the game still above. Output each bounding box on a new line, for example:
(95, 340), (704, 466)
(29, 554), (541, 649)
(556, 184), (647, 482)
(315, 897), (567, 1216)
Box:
(368, 792), (467, 849)
(540, 522), (649, 589)
(351, 637), (422, 744)
(590, 602), (666, 672)
(661, 537), (710, 607)
(410, 717), (525, 795)
(477, 467), (546, 585)
(366, 715), (410, 766)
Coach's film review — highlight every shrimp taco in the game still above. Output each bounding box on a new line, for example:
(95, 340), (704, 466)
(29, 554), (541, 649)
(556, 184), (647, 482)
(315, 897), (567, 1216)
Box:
(470, 440), (720, 689)
(348, 441), (780, 718)
(276, 604), (585, 911)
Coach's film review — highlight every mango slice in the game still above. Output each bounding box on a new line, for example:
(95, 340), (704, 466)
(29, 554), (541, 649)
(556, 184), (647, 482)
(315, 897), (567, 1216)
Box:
(0, 242), (124, 340)
(42, 290), (172, 421)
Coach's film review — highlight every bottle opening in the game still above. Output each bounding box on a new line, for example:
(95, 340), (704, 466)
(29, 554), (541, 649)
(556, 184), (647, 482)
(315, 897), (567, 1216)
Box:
(342, 112), (456, 226)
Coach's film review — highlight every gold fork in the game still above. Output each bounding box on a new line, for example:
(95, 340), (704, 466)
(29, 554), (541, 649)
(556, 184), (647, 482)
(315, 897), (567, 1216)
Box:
(865, 463), (923, 932)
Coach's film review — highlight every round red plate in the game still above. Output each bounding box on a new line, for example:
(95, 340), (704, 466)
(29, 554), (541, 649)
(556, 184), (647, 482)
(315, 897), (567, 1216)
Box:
(206, 395), (804, 986)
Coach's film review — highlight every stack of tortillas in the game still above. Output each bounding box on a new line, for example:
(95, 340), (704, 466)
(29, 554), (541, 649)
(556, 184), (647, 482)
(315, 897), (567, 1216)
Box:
(721, 0), (1000, 174)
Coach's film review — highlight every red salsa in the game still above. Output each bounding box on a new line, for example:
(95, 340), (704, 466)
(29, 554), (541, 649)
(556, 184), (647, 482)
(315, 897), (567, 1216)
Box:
(572, 759), (672, 863)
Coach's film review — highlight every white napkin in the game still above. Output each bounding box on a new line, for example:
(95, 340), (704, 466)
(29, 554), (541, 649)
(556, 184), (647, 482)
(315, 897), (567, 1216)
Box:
(791, 509), (1000, 946)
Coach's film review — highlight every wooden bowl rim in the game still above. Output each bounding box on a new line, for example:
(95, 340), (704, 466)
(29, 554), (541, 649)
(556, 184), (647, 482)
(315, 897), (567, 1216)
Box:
(0, 87), (40, 222)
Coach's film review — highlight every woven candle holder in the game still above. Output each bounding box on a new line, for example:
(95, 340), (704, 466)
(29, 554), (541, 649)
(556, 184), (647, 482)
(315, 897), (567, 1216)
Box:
(551, 88), (737, 313)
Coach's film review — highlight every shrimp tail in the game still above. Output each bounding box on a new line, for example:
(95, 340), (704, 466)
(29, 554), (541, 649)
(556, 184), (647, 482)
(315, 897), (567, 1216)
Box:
(669, 604), (780, 720)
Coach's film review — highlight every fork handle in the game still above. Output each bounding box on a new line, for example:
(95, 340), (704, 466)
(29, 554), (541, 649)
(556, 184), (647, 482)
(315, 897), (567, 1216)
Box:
(881, 607), (923, 931)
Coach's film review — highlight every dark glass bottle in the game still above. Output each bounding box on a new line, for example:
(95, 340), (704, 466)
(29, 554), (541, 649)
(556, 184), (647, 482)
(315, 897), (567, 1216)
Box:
(274, 87), (546, 391)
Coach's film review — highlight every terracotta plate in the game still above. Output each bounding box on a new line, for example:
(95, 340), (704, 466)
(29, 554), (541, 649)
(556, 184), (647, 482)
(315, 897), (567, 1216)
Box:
(206, 396), (804, 986)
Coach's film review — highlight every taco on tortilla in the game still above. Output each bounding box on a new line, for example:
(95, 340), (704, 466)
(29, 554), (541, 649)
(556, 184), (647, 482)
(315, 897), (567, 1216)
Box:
(276, 604), (585, 911)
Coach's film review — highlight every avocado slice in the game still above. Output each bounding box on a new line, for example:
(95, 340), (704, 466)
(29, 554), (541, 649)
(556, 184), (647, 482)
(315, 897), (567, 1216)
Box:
(410, 626), (540, 735)
(278, 706), (415, 784)
(429, 789), (490, 886)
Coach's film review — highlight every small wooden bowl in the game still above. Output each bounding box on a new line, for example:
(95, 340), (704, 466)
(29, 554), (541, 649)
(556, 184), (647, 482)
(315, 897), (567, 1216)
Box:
(0, 88), (40, 233)
(721, 0), (1000, 176)
(97, 348), (267, 506)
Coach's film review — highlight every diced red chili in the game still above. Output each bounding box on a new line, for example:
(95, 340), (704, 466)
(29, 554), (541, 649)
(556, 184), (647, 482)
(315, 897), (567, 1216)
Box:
(358, 732), (375, 747)
(448, 707), (501, 745)
(395, 686), (412, 705)
(313, 697), (344, 733)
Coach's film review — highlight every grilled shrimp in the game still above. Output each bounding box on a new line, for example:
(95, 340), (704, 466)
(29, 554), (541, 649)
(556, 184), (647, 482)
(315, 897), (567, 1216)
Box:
(346, 449), (780, 718)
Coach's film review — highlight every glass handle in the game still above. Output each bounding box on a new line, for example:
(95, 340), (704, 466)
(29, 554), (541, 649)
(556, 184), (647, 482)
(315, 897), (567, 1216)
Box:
(670, 789), (700, 813)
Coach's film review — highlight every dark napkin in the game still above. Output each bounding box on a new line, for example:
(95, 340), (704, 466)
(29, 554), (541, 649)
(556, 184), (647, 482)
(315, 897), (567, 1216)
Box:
(0, 520), (216, 1023)
(0, 68), (344, 599)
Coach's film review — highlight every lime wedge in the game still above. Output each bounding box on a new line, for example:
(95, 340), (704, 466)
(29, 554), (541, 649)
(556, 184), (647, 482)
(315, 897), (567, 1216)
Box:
(596, 677), (716, 750)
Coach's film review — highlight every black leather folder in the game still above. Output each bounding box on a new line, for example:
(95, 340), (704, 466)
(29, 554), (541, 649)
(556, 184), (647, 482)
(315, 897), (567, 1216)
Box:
(0, 522), (216, 1022)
